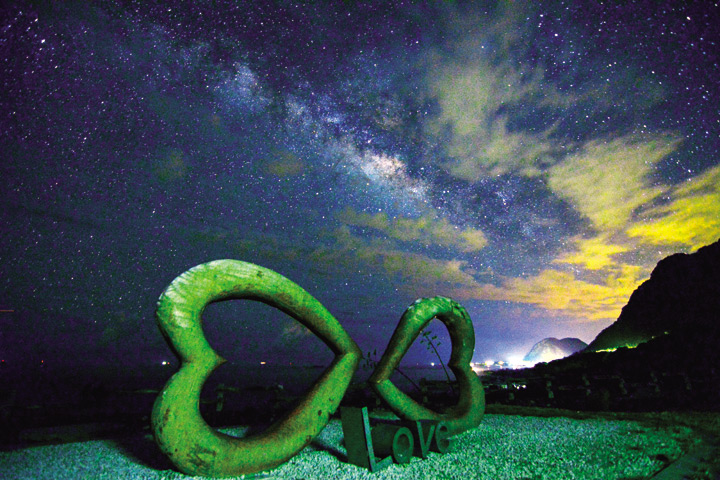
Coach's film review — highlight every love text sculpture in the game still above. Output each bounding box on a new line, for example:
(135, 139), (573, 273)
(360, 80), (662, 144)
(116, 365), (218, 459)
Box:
(152, 259), (484, 477)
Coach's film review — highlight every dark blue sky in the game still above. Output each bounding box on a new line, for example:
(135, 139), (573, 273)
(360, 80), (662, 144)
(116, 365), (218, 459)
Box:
(2, 1), (719, 370)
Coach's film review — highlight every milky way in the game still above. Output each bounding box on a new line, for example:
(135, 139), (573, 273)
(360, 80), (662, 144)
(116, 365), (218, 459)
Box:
(1, 1), (719, 368)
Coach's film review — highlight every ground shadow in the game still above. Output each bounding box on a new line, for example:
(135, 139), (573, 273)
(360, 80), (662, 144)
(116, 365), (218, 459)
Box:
(311, 437), (346, 463)
(111, 430), (176, 472)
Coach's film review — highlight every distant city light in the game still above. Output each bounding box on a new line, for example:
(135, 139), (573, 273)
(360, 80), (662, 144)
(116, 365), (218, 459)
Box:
(508, 355), (523, 365)
(470, 358), (535, 373)
(161, 360), (169, 365)
(430, 362), (435, 367)
(507, 355), (536, 368)
(260, 361), (266, 365)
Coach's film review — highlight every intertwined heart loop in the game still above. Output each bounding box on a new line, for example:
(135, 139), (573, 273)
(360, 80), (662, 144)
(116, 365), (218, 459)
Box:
(152, 260), (484, 477)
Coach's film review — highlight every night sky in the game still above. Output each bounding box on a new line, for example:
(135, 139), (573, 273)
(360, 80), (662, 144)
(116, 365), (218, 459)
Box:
(2, 1), (719, 371)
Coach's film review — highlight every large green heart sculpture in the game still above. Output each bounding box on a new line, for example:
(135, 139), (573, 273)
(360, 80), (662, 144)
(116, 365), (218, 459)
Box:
(151, 260), (361, 477)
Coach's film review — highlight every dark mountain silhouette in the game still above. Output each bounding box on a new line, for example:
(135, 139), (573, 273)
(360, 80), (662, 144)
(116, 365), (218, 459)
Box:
(587, 238), (720, 352)
(523, 337), (587, 364)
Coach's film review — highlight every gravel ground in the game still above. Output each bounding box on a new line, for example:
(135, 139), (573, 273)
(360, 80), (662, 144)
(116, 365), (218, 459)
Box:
(0, 414), (696, 480)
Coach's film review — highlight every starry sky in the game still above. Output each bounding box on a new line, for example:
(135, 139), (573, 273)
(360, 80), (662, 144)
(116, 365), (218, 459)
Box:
(2, 1), (719, 371)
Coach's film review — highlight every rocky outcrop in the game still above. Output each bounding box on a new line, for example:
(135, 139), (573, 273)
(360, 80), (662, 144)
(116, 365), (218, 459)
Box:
(587, 238), (720, 352)
(523, 337), (587, 364)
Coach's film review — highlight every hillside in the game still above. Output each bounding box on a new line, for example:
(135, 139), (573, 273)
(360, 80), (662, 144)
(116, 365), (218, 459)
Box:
(587, 238), (720, 352)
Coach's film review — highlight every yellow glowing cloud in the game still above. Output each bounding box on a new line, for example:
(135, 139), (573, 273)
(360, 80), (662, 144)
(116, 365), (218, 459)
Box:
(627, 164), (720, 250)
(337, 208), (488, 253)
(554, 235), (629, 271)
(458, 264), (645, 322)
(547, 134), (680, 231)
(457, 228), (490, 253)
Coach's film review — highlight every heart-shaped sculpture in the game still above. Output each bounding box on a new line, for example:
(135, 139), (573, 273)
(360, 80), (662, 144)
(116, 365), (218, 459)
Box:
(368, 296), (485, 435)
(151, 260), (361, 477)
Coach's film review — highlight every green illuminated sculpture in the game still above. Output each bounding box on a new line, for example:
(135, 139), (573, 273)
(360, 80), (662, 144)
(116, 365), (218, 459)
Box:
(153, 262), (484, 476)
(369, 297), (485, 435)
(151, 260), (361, 477)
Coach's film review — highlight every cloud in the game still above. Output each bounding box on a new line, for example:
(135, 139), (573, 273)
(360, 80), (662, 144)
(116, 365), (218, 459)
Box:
(300, 4), (713, 331)
(310, 226), (480, 295)
(457, 264), (645, 322)
(425, 54), (561, 178)
(553, 235), (630, 271)
(264, 148), (306, 177)
(627, 164), (720, 250)
(382, 251), (477, 291)
(421, 4), (575, 179)
(419, 3), (675, 185)
(547, 134), (681, 231)
(337, 207), (488, 253)
(543, 135), (717, 307)
(440, 115), (559, 179)
(155, 148), (189, 183)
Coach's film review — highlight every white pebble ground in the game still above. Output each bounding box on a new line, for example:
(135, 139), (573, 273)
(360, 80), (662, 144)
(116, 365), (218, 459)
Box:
(0, 414), (695, 480)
